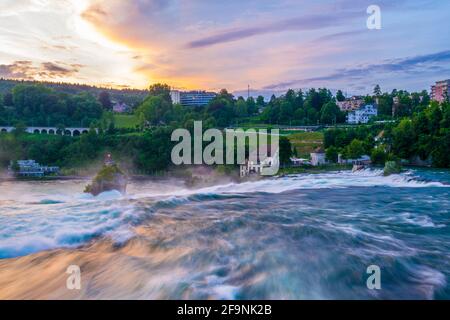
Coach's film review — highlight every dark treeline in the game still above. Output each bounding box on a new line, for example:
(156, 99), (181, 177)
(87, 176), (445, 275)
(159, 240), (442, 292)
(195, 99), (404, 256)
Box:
(261, 88), (345, 125)
(133, 84), (432, 129)
(0, 78), (148, 107)
(1, 80), (433, 129)
(133, 85), (345, 128)
(134, 84), (258, 129)
(0, 127), (174, 174)
(0, 79), (148, 127)
(0, 84), (104, 127)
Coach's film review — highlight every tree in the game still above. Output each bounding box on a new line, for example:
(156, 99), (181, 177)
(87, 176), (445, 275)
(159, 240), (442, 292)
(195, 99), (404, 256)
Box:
(373, 84), (381, 96)
(364, 95), (375, 104)
(246, 97), (257, 115)
(12, 121), (27, 136)
(285, 89), (296, 105)
(294, 108), (305, 124)
(320, 101), (342, 125)
(426, 102), (442, 134)
(3, 92), (13, 106)
(279, 101), (293, 123)
(336, 90), (345, 102)
(236, 97), (248, 117)
(377, 94), (393, 117)
(345, 139), (365, 159)
(371, 148), (387, 165)
(393, 94), (413, 117)
(279, 136), (292, 164)
(420, 90), (430, 106)
(148, 83), (172, 103)
(217, 89), (234, 102)
(431, 129), (450, 167)
(325, 146), (339, 163)
(71, 93), (103, 124)
(207, 97), (235, 127)
(98, 91), (112, 110)
(392, 119), (416, 159)
(306, 107), (318, 125)
(256, 96), (265, 110)
(136, 95), (172, 126)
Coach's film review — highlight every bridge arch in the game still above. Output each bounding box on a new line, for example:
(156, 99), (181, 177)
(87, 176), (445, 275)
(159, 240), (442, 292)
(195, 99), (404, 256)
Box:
(82, 130), (88, 134)
(41, 129), (47, 134)
(33, 129), (40, 134)
(73, 130), (81, 136)
(64, 130), (72, 136)
(48, 129), (55, 134)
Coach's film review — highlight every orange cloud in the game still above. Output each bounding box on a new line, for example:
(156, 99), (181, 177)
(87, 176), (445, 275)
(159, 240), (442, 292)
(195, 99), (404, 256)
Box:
(0, 61), (82, 80)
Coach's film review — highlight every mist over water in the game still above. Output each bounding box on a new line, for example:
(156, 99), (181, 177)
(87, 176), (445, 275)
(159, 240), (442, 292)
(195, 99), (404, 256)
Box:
(0, 169), (449, 299)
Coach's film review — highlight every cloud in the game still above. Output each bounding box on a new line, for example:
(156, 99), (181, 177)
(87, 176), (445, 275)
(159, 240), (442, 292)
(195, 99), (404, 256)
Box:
(264, 50), (450, 90)
(0, 61), (82, 80)
(41, 62), (80, 76)
(80, 0), (173, 44)
(0, 61), (36, 79)
(1, 0), (449, 93)
(185, 12), (361, 48)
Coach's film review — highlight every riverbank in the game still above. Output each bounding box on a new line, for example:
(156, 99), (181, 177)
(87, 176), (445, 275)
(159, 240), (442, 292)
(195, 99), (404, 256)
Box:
(279, 164), (353, 175)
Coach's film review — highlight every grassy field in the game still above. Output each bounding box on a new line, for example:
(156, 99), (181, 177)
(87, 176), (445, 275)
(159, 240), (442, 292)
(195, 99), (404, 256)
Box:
(287, 131), (324, 158)
(114, 114), (140, 129)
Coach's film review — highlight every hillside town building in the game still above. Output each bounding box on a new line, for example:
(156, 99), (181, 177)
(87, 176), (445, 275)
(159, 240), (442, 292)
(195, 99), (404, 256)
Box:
(347, 104), (378, 124)
(170, 90), (217, 107)
(337, 96), (364, 112)
(431, 79), (450, 103)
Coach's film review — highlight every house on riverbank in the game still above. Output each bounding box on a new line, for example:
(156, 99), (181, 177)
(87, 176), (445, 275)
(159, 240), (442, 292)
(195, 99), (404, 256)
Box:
(337, 154), (371, 165)
(240, 150), (279, 177)
(310, 147), (326, 166)
(8, 160), (59, 177)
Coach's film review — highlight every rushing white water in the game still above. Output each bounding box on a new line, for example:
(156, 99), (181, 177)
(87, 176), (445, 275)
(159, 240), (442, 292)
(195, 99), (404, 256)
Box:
(0, 168), (449, 299)
(0, 169), (448, 259)
(192, 169), (448, 195)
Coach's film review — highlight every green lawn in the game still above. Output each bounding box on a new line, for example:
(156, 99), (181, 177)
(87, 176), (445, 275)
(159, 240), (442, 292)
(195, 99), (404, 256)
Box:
(287, 131), (324, 158)
(114, 114), (140, 129)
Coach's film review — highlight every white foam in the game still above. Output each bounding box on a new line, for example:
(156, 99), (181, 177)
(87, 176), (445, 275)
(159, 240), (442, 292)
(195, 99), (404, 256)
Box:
(183, 169), (448, 196)
(0, 169), (447, 259)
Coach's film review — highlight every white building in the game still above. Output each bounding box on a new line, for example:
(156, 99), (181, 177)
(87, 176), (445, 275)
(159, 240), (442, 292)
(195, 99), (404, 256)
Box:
(310, 147), (326, 166)
(240, 150), (279, 177)
(8, 160), (59, 177)
(170, 90), (181, 104)
(337, 154), (371, 165)
(347, 104), (378, 124)
(170, 90), (216, 107)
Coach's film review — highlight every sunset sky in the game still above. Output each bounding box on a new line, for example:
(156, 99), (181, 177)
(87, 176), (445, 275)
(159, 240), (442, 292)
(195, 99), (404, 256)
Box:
(1, 0), (449, 96)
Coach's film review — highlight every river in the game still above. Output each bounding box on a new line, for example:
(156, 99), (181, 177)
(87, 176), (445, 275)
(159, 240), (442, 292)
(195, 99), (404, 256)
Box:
(0, 168), (449, 299)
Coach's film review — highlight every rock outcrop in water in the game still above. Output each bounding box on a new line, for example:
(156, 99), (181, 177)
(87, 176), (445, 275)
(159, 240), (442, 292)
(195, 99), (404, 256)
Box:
(84, 154), (127, 196)
(383, 161), (402, 176)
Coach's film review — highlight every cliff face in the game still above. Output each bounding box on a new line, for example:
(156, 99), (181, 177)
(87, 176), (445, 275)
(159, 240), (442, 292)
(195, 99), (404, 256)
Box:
(84, 164), (127, 196)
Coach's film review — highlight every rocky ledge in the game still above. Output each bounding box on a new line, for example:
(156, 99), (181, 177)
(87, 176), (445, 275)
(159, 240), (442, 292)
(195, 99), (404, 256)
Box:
(84, 162), (127, 196)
